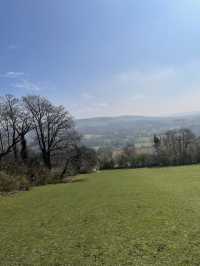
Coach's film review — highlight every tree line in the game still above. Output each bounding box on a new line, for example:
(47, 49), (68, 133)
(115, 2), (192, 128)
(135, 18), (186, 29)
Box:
(97, 128), (200, 170)
(153, 128), (200, 166)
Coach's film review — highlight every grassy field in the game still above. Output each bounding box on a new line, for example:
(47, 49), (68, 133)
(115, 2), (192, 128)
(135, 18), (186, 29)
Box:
(1, 166), (200, 265)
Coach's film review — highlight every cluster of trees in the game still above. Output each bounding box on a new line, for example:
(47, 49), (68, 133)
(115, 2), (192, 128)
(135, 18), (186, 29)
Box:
(97, 128), (200, 170)
(0, 95), (97, 192)
(97, 144), (152, 169)
(153, 128), (200, 166)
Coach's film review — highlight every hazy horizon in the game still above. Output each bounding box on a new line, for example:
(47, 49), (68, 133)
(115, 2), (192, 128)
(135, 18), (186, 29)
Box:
(1, 1), (200, 118)
(75, 110), (200, 120)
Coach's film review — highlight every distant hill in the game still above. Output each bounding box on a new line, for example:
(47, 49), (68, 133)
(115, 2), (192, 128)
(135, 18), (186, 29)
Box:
(75, 113), (200, 149)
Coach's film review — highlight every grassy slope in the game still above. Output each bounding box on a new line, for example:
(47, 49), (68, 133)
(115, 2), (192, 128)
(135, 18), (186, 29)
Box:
(1, 166), (200, 265)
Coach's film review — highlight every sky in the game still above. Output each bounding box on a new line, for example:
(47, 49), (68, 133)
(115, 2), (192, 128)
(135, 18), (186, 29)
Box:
(1, 0), (200, 118)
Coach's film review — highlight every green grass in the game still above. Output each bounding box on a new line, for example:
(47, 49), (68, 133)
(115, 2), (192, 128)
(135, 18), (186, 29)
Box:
(1, 166), (200, 265)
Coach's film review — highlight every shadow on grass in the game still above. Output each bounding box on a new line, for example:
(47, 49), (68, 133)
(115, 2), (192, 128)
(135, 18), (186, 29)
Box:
(63, 176), (88, 184)
(71, 178), (87, 183)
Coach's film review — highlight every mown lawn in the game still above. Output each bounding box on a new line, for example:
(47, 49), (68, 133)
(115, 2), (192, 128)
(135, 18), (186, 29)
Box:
(1, 166), (200, 265)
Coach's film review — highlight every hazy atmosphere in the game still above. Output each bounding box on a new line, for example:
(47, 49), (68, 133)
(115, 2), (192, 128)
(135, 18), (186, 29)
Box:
(1, 0), (200, 118)
(3, 1), (200, 265)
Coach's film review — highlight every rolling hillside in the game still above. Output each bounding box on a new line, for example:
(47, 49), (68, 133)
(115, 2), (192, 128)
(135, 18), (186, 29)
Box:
(76, 113), (200, 148)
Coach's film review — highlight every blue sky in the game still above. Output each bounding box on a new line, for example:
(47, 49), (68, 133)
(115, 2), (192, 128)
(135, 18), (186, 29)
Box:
(1, 0), (200, 118)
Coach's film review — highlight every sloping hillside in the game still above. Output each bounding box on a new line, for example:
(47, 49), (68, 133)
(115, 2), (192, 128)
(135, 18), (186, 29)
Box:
(1, 166), (200, 265)
(76, 114), (200, 148)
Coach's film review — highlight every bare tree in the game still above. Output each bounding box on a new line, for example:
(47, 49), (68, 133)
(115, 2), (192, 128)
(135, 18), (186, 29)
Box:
(0, 95), (31, 162)
(53, 125), (81, 176)
(154, 129), (196, 166)
(23, 95), (75, 169)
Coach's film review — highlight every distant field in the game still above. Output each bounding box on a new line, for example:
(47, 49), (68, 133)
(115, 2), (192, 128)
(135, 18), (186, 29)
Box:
(76, 114), (200, 149)
(1, 166), (200, 265)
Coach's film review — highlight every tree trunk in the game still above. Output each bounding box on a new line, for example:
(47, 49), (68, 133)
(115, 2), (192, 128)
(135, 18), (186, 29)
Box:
(42, 151), (52, 170)
(13, 143), (18, 161)
(60, 159), (70, 179)
(20, 134), (28, 163)
(12, 129), (18, 161)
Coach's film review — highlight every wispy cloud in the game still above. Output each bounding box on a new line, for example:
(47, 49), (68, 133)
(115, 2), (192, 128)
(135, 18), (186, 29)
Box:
(8, 44), (18, 50)
(117, 68), (175, 84)
(0, 71), (25, 79)
(113, 67), (177, 94)
(73, 101), (110, 118)
(14, 79), (41, 92)
(72, 62), (200, 118)
(70, 92), (109, 117)
(131, 94), (145, 101)
(0, 71), (44, 93)
(81, 92), (95, 100)
(95, 102), (109, 108)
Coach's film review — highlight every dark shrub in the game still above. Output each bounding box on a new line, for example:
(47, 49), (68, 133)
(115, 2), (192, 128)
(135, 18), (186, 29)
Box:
(17, 175), (30, 191)
(47, 169), (62, 184)
(26, 167), (49, 186)
(0, 172), (17, 192)
(0, 172), (30, 192)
